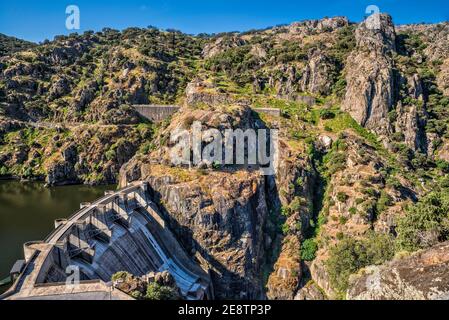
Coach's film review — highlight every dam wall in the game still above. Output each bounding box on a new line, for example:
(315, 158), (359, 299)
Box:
(2, 182), (212, 300)
(134, 105), (180, 123)
(133, 104), (281, 123)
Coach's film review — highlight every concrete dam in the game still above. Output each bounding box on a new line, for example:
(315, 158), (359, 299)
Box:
(1, 182), (212, 300)
(133, 105), (281, 123)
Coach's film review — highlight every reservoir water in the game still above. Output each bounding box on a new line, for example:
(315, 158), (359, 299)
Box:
(0, 180), (114, 285)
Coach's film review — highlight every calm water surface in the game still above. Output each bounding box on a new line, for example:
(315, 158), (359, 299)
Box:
(0, 180), (114, 281)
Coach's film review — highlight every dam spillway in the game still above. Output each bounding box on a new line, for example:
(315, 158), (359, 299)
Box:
(1, 182), (212, 300)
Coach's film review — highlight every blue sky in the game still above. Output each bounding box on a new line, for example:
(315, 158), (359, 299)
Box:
(0, 0), (448, 43)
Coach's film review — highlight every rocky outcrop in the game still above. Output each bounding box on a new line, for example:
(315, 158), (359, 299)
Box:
(342, 14), (396, 137)
(348, 242), (449, 300)
(72, 81), (98, 112)
(202, 36), (246, 59)
(301, 49), (337, 95)
(149, 171), (269, 299)
(266, 236), (302, 300)
(48, 77), (71, 100)
(295, 281), (327, 300)
(437, 59), (449, 96)
(118, 105), (272, 299)
(272, 65), (300, 100)
(394, 74), (428, 152)
(286, 17), (349, 35)
(46, 160), (78, 186)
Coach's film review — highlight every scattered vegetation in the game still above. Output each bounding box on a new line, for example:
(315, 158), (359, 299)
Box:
(145, 282), (180, 301)
(326, 233), (395, 296)
(396, 191), (449, 252)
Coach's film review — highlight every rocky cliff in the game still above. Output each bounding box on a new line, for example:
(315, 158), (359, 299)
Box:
(342, 14), (396, 137)
(118, 104), (316, 299)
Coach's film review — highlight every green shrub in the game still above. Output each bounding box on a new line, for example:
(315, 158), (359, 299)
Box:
(281, 206), (291, 217)
(145, 282), (179, 300)
(436, 160), (449, 173)
(105, 149), (116, 161)
(301, 239), (318, 261)
(339, 216), (348, 225)
(111, 271), (132, 282)
(320, 109), (335, 120)
(289, 196), (303, 212)
(396, 191), (449, 252)
(376, 191), (393, 213)
(336, 192), (348, 203)
(326, 233), (395, 295)
(131, 290), (144, 300)
(0, 166), (8, 176)
(282, 223), (291, 235)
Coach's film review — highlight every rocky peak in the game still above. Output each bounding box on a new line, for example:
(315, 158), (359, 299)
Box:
(342, 14), (397, 137)
(356, 14), (396, 55)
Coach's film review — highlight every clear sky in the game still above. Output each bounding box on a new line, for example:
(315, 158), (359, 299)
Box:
(0, 0), (448, 43)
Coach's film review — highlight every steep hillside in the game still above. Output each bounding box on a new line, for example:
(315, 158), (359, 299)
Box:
(0, 34), (36, 56)
(0, 28), (204, 185)
(2, 15), (449, 299)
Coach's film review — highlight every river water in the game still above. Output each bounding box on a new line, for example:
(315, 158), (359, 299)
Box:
(0, 180), (114, 283)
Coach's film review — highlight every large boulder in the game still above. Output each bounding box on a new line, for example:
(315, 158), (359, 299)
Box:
(348, 242), (449, 300)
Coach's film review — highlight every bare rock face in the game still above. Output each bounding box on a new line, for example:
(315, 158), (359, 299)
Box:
(72, 81), (98, 112)
(295, 281), (327, 300)
(301, 49), (338, 96)
(149, 171), (269, 299)
(437, 140), (449, 162)
(274, 65), (299, 99)
(46, 160), (78, 186)
(437, 59), (449, 96)
(266, 236), (301, 300)
(348, 242), (449, 300)
(342, 14), (396, 137)
(394, 74), (428, 152)
(416, 22), (449, 63)
(48, 77), (71, 100)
